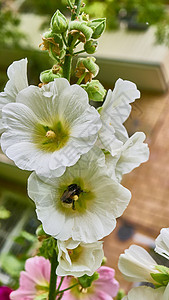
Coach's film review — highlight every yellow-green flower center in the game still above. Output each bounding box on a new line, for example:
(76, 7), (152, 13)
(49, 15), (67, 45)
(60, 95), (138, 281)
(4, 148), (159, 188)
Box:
(33, 118), (70, 152)
(67, 245), (83, 262)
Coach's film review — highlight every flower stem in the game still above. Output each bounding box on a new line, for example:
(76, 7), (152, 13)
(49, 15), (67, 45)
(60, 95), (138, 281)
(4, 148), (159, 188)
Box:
(57, 277), (64, 292)
(48, 246), (58, 300)
(77, 72), (86, 84)
(67, 0), (74, 9)
(57, 282), (79, 294)
(74, 49), (86, 55)
(71, 0), (82, 20)
(63, 54), (73, 81)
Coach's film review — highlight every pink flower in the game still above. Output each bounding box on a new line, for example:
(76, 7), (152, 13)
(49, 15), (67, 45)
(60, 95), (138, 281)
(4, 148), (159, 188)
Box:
(61, 266), (119, 300)
(10, 256), (51, 300)
(0, 286), (13, 300)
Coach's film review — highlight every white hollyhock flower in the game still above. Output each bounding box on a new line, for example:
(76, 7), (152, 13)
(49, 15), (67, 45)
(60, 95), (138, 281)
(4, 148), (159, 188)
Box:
(0, 59), (28, 132)
(118, 245), (158, 283)
(1, 78), (101, 178)
(155, 228), (169, 259)
(98, 78), (140, 154)
(123, 285), (166, 300)
(105, 132), (149, 182)
(28, 147), (131, 243)
(56, 238), (104, 277)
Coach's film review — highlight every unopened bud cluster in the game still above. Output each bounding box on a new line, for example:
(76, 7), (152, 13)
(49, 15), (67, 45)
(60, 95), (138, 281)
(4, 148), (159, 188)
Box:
(39, 4), (106, 102)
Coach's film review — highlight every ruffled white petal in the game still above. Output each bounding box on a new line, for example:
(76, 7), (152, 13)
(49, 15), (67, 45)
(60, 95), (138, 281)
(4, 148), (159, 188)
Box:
(155, 228), (169, 259)
(106, 132), (149, 182)
(99, 78), (140, 144)
(56, 239), (104, 277)
(0, 58), (28, 131)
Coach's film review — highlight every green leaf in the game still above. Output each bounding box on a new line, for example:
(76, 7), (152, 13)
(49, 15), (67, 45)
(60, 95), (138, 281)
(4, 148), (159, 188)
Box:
(0, 253), (24, 277)
(78, 272), (99, 288)
(14, 231), (36, 245)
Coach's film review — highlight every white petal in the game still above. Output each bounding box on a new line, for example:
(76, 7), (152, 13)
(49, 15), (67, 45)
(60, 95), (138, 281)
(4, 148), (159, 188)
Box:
(0, 59), (28, 131)
(155, 228), (169, 259)
(125, 286), (165, 300)
(118, 245), (157, 283)
(110, 132), (149, 182)
(101, 79), (140, 142)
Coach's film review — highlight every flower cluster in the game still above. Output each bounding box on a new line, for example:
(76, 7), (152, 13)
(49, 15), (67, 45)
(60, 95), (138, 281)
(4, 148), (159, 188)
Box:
(119, 227), (169, 299)
(0, 1), (150, 299)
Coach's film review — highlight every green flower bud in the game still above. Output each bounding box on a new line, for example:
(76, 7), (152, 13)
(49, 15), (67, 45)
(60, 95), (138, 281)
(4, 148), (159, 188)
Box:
(84, 40), (98, 54)
(50, 10), (68, 34)
(69, 21), (93, 41)
(81, 80), (106, 101)
(101, 256), (107, 266)
(36, 225), (46, 237)
(40, 69), (62, 83)
(89, 18), (106, 39)
(82, 57), (99, 77)
(116, 289), (126, 300)
(78, 272), (99, 289)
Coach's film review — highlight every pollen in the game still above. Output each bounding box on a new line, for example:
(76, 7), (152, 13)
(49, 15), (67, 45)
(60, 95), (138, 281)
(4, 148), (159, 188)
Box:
(45, 130), (56, 139)
(79, 287), (88, 294)
(72, 195), (79, 201)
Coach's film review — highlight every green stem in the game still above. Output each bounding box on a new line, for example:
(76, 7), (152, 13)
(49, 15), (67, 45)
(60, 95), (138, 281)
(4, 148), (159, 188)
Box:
(63, 54), (73, 81)
(57, 277), (64, 292)
(57, 282), (79, 294)
(61, 33), (68, 47)
(67, 0), (74, 9)
(71, 0), (82, 20)
(48, 247), (58, 300)
(77, 72), (86, 84)
(74, 40), (81, 47)
(74, 49), (86, 55)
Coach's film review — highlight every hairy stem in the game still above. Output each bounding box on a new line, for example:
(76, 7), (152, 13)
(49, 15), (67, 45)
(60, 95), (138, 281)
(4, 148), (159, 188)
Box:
(71, 0), (82, 20)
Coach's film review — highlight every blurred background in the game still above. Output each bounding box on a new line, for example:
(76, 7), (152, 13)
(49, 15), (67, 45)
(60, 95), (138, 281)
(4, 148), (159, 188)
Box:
(1, 0), (169, 293)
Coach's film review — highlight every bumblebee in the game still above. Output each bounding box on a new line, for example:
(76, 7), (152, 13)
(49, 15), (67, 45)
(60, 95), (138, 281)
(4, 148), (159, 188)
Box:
(60, 184), (83, 210)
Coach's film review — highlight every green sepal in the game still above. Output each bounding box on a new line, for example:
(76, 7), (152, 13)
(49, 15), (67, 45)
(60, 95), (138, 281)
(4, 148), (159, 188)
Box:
(50, 10), (68, 34)
(38, 237), (56, 261)
(116, 289), (126, 300)
(69, 21), (93, 41)
(81, 80), (106, 101)
(84, 40), (98, 54)
(150, 272), (169, 286)
(78, 272), (99, 288)
(155, 265), (169, 274)
(36, 224), (47, 237)
(89, 18), (106, 39)
(40, 69), (62, 83)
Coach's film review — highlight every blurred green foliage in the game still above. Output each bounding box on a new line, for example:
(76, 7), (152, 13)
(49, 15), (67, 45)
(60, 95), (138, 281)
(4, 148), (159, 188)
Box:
(0, 0), (26, 48)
